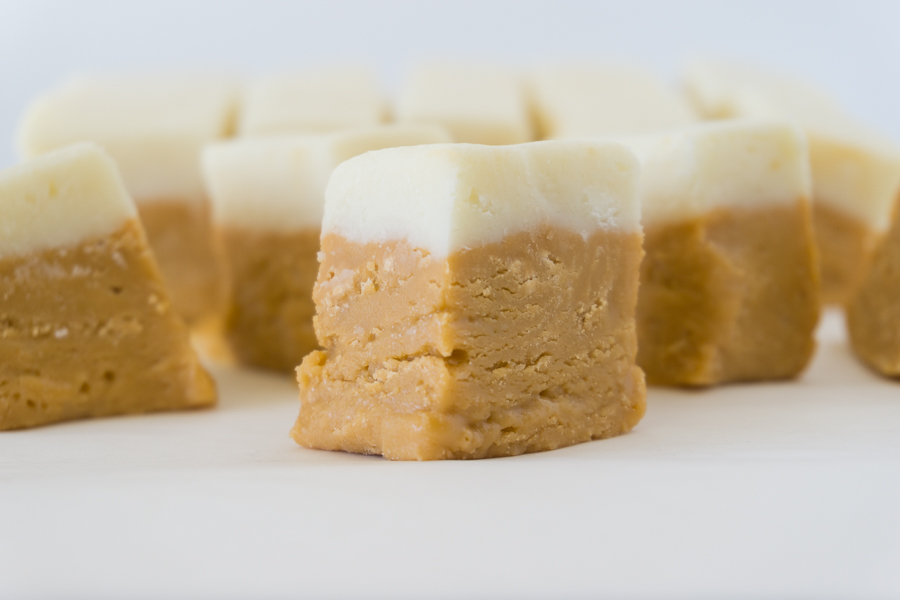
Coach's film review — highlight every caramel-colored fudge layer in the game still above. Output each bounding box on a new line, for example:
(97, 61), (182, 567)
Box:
(847, 200), (900, 375)
(220, 227), (320, 372)
(138, 199), (226, 325)
(637, 204), (820, 386)
(812, 202), (876, 305)
(0, 220), (216, 430)
(292, 227), (646, 460)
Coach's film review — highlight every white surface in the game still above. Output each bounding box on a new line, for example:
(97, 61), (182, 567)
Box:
(324, 141), (640, 255)
(622, 120), (811, 225)
(1, 311), (898, 599)
(0, 143), (136, 258)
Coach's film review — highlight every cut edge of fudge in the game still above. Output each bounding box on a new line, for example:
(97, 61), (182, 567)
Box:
(293, 141), (646, 460)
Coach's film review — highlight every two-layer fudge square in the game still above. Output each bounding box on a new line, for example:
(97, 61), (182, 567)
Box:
(291, 141), (646, 460)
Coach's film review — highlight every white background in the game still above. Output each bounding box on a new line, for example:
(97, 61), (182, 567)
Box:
(2, 2), (900, 599)
(1, 0), (900, 169)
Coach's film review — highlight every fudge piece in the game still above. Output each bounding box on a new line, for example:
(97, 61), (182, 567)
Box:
(17, 74), (238, 324)
(396, 63), (533, 145)
(238, 68), (387, 136)
(684, 60), (900, 304)
(203, 125), (451, 372)
(291, 141), (646, 460)
(626, 120), (820, 386)
(846, 200), (900, 376)
(0, 143), (216, 430)
(529, 64), (697, 140)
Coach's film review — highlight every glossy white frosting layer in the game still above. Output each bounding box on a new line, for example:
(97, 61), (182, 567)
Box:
(396, 63), (533, 145)
(18, 74), (239, 203)
(322, 141), (641, 256)
(684, 60), (900, 231)
(530, 64), (698, 139)
(0, 142), (137, 259)
(203, 125), (451, 232)
(616, 120), (811, 225)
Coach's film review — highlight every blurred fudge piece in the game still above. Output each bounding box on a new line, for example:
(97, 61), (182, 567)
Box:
(396, 63), (533, 145)
(18, 74), (239, 325)
(846, 201), (900, 376)
(684, 60), (900, 304)
(238, 67), (387, 136)
(626, 120), (820, 386)
(291, 141), (646, 460)
(0, 143), (216, 430)
(203, 125), (450, 372)
(529, 63), (697, 139)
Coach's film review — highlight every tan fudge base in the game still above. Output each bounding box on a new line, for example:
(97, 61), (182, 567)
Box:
(847, 201), (900, 376)
(292, 227), (646, 460)
(220, 227), (320, 372)
(637, 203), (820, 386)
(138, 199), (226, 325)
(0, 220), (217, 430)
(812, 202), (876, 305)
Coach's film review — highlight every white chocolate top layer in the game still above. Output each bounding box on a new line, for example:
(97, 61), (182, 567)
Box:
(0, 142), (137, 259)
(323, 141), (641, 256)
(396, 63), (533, 145)
(18, 75), (239, 203)
(684, 60), (900, 230)
(614, 120), (811, 225)
(204, 125), (451, 232)
(530, 64), (698, 140)
(238, 68), (387, 136)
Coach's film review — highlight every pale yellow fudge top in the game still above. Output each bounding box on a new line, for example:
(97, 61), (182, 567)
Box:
(18, 75), (239, 203)
(322, 141), (641, 257)
(396, 63), (533, 145)
(530, 63), (698, 140)
(203, 124), (451, 232)
(616, 120), (811, 225)
(0, 143), (136, 259)
(684, 60), (900, 231)
(238, 67), (387, 136)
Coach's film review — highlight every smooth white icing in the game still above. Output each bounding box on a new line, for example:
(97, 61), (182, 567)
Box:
(238, 68), (387, 136)
(203, 125), (451, 231)
(530, 64), (698, 140)
(322, 141), (641, 256)
(396, 63), (533, 145)
(0, 143), (137, 259)
(17, 74), (239, 202)
(684, 60), (900, 231)
(615, 120), (811, 225)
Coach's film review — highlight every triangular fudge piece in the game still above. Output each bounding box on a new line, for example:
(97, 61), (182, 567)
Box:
(0, 143), (216, 430)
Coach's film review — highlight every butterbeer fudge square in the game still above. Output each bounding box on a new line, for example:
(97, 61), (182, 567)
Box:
(292, 141), (646, 460)
(0, 143), (216, 430)
(203, 125), (451, 372)
(238, 68), (387, 136)
(626, 120), (820, 386)
(529, 64), (698, 140)
(396, 63), (533, 145)
(17, 75), (239, 325)
(684, 60), (900, 305)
